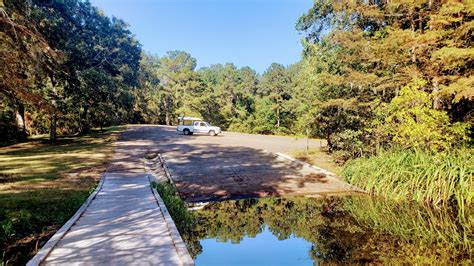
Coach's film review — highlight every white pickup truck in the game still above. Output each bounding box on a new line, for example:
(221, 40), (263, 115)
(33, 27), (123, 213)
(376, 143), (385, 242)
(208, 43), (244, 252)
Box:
(176, 117), (221, 136)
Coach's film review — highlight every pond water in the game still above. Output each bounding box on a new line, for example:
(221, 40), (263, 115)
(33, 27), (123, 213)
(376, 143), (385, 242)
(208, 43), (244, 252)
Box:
(181, 196), (472, 265)
(195, 226), (313, 265)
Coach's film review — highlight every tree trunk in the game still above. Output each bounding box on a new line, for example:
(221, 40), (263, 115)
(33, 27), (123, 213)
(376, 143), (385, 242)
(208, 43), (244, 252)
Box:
(276, 107), (280, 128)
(15, 102), (27, 140)
(165, 111), (170, 126)
(50, 111), (57, 141)
(79, 106), (89, 135)
(432, 79), (442, 110)
(49, 76), (58, 141)
(326, 133), (333, 152)
(410, 10), (417, 64)
(50, 100), (57, 141)
(163, 100), (170, 125)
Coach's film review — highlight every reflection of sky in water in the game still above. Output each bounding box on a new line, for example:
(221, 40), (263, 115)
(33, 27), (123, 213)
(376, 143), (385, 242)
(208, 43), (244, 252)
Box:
(195, 226), (314, 266)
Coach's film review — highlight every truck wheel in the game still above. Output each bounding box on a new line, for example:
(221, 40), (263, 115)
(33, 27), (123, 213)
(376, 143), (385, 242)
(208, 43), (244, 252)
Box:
(208, 130), (216, 136)
(183, 129), (190, 135)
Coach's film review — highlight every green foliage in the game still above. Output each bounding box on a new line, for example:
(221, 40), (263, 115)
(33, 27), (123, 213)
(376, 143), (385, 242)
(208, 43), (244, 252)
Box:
(1, 0), (141, 139)
(342, 149), (474, 211)
(373, 82), (469, 151)
(247, 97), (276, 134)
(297, 0), (473, 159)
(257, 63), (294, 132)
(314, 99), (364, 148)
(329, 129), (364, 161)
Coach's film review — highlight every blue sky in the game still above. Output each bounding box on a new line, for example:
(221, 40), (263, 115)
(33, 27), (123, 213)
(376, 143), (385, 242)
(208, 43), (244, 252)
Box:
(90, 0), (312, 73)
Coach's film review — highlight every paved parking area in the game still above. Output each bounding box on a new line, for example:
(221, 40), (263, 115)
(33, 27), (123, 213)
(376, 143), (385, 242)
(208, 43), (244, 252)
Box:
(128, 126), (360, 202)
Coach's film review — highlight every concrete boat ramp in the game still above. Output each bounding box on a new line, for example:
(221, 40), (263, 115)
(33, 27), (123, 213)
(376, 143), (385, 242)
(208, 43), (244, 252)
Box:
(29, 125), (360, 265)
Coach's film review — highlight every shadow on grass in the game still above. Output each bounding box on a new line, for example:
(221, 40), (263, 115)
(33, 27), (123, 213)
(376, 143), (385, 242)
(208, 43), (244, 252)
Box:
(0, 126), (123, 264)
(0, 129), (121, 185)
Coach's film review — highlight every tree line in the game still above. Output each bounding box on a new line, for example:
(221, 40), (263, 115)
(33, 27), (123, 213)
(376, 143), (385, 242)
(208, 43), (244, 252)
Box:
(1, 0), (141, 140)
(1, 0), (472, 161)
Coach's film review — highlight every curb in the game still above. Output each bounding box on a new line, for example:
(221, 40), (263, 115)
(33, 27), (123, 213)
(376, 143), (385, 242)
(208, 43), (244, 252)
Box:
(148, 176), (194, 266)
(26, 174), (106, 266)
(274, 152), (337, 177)
(274, 152), (365, 193)
(159, 154), (176, 185)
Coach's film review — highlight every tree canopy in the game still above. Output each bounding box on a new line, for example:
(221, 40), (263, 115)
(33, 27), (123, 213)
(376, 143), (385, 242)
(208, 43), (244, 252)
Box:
(1, 0), (472, 160)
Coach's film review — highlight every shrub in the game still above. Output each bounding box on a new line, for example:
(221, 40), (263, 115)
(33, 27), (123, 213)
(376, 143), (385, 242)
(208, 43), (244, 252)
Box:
(372, 82), (469, 151)
(329, 129), (364, 161)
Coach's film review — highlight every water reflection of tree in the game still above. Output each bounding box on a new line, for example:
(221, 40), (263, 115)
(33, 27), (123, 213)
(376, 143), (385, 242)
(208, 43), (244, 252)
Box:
(184, 196), (472, 264)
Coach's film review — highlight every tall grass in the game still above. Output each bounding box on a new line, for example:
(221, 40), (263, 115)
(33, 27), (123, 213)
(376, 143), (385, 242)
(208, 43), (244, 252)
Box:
(342, 149), (473, 213)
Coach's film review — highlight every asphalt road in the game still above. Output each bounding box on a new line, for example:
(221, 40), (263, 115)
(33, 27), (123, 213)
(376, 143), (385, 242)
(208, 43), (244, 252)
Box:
(118, 125), (359, 202)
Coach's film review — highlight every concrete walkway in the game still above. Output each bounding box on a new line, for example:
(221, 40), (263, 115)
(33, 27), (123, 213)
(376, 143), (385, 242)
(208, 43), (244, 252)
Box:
(29, 129), (193, 265)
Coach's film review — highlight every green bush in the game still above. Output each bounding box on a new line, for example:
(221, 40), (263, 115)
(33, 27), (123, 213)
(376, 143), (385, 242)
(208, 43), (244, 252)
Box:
(342, 149), (474, 213)
(372, 82), (469, 151)
(329, 129), (365, 161)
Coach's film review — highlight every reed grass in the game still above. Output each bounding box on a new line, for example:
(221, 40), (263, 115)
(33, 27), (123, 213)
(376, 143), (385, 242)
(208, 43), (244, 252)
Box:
(342, 149), (473, 213)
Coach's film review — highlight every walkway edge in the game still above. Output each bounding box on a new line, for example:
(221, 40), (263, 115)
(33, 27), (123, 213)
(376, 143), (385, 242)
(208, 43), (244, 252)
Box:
(274, 152), (365, 193)
(148, 176), (194, 266)
(159, 154), (175, 185)
(26, 174), (106, 266)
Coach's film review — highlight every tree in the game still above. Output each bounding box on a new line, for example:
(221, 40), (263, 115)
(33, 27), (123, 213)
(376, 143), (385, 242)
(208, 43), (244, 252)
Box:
(258, 63), (294, 132)
(1, 0), (142, 140)
(135, 53), (161, 123)
(157, 51), (198, 125)
(296, 0), (473, 157)
(1, 0), (59, 140)
(194, 64), (258, 131)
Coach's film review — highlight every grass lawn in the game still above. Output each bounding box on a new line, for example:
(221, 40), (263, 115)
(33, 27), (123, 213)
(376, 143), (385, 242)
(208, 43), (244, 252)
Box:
(0, 126), (124, 264)
(290, 147), (342, 176)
